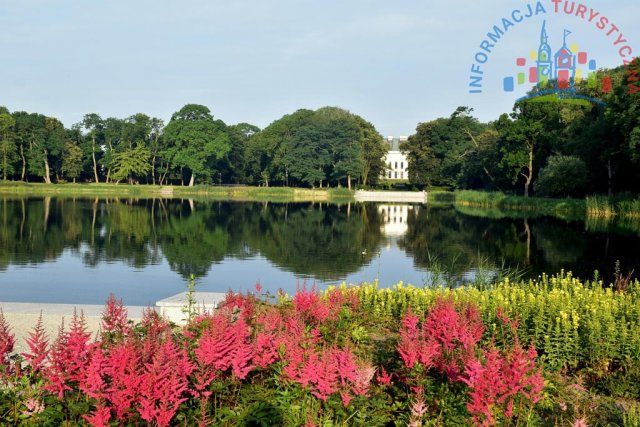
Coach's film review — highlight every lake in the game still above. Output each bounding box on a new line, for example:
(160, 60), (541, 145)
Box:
(0, 197), (639, 306)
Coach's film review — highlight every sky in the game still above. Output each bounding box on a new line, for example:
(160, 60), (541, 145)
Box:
(1, 0), (638, 136)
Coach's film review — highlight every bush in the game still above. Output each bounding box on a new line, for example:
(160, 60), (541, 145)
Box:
(534, 155), (588, 198)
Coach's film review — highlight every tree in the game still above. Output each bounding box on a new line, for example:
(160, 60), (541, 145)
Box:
(0, 112), (17, 180)
(534, 155), (587, 197)
(401, 120), (441, 187)
(222, 123), (259, 184)
(80, 114), (104, 183)
(355, 116), (387, 187)
(111, 143), (152, 184)
(61, 140), (84, 183)
(163, 104), (230, 186)
(402, 107), (486, 189)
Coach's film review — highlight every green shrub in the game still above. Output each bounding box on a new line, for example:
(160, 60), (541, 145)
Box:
(534, 155), (587, 198)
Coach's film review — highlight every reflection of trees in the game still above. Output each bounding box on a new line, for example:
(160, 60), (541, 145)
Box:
(398, 207), (532, 275)
(0, 198), (66, 269)
(0, 198), (385, 281)
(4, 197), (636, 283)
(241, 203), (385, 280)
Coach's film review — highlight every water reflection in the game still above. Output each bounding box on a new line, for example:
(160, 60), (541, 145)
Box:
(0, 197), (639, 304)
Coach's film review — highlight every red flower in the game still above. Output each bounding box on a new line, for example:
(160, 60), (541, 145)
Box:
(22, 313), (49, 373)
(0, 309), (15, 373)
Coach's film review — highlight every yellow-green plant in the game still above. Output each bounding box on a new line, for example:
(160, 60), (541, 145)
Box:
(343, 272), (640, 374)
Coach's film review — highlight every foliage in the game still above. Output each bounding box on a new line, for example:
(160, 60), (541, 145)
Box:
(163, 104), (231, 186)
(534, 155), (588, 198)
(61, 140), (84, 182)
(110, 142), (152, 183)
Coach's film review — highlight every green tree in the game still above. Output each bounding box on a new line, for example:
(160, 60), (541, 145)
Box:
(61, 140), (84, 183)
(355, 116), (387, 186)
(0, 112), (17, 180)
(163, 104), (230, 186)
(111, 143), (151, 184)
(534, 155), (587, 197)
(80, 113), (104, 183)
(401, 120), (441, 187)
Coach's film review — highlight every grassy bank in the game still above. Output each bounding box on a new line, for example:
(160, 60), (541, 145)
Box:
(0, 181), (354, 202)
(452, 190), (586, 220)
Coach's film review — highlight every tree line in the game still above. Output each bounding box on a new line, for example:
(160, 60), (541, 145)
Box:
(0, 104), (387, 189)
(401, 63), (640, 197)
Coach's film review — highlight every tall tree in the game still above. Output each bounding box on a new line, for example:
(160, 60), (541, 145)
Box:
(163, 104), (230, 186)
(111, 142), (151, 184)
(80, 114), (104, 183)
(0, 112), (17, 180)
(61, 140), (84, 183)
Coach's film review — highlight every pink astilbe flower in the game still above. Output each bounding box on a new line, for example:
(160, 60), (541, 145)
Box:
(0, 309), (15, 373)
(137, 338), (194, 427)
(398, 299), (485, 381)
(101, 294), (130, 338)
(102, 338), (142, 420)
(21, 313), (49, 373)
(351, 364), (376, 397)
(44, 322), (72, 398)
(376, 366), (393, 385)
(82, 401), (111, 427)
(80, 345), (106, 400)
(299, 351), (339, 401)
(194, 312), (255, 380)
(44, 311), (93, 398)
(462, 341), (544, 427)
(220, 291), (256, 322)
(293, 283), (330, 323)
(408, 393), (428, 427)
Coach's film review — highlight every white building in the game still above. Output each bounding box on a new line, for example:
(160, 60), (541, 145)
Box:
(382, 136), (409, 181)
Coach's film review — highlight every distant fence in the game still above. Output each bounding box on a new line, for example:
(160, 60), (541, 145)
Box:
(354, 190), (427, 203)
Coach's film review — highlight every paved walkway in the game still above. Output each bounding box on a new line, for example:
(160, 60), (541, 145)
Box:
(0, 302), (146, 354)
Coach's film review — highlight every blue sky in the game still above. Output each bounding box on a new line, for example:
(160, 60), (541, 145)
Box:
(1, 0), (638, 136)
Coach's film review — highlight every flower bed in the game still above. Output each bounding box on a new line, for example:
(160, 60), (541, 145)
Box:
(1, 274), (639, 426)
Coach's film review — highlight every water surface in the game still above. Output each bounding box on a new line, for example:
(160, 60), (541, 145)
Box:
(0, 197), (638, 305)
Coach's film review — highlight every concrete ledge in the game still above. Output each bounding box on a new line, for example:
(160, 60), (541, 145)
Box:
(355, 190), (427, 203)
(155, 292), (227, 325)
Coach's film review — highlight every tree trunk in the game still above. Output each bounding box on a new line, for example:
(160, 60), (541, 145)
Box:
(347, 175), (352, 191)
(522, 143), (533, 197)
(20, 144), (26, 181)
(606, 159), (614, 197)
(43, 150), (51, 184)
(92, 136), (99, 183)
(189, 173), (195, 187)
(151, 154), (156, 185)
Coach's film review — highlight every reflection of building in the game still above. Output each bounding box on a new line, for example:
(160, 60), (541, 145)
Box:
(378, 204), (415, 237)
(382, 136), (409, 181)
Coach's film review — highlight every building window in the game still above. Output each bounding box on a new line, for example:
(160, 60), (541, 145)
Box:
(395, 162), (398, 169)
(400, 162), (404, 169)
(388, 172), (391, 179)
(388, 162), (392, 169)
(394, 171), (397, 179)
(401, 172), (404, 179)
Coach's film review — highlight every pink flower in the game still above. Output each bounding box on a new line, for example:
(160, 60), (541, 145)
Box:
(82, 402), (111, 427)
(21, 314), (49, 373)
(0, 309), (15, 372)
(376, 366), (393, 385)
